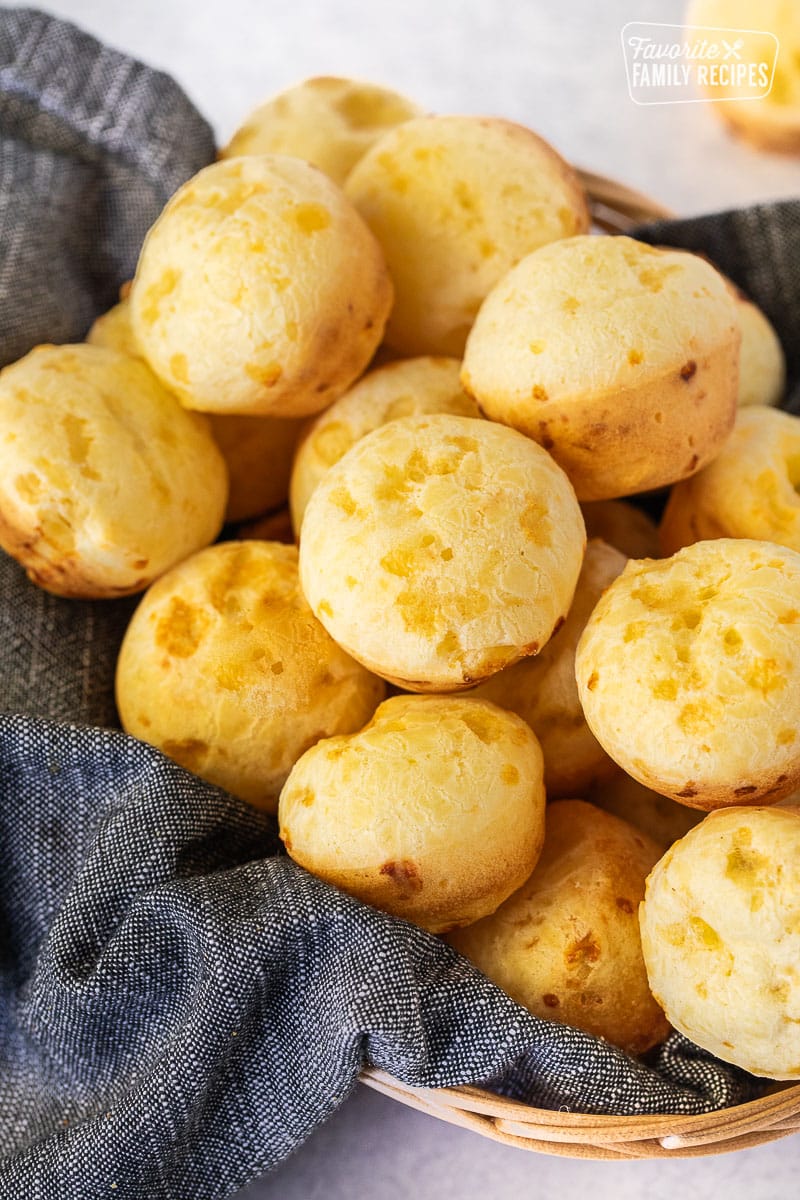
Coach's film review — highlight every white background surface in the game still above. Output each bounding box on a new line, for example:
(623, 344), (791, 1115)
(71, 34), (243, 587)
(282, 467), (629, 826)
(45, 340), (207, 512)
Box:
(32, 0), (800, 1196)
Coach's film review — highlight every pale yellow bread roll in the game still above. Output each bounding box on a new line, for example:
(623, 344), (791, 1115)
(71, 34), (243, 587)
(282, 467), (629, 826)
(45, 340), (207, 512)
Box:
(0, 343), (227, 598)
(580, 499), (660, 560)
(89, 297), (304, 522)
(345, 115), (589, 357)
(470, 539), (626, 797)
(576, 539), (800, 809)
(688, 1), (800, 154)
(221, 76), (422, 184)
(289, 355), (480, 533)
(278, 694), (546, 932)
(299, 413), (586, 691)
(660, 407), (800, 555)
(736, 293), (785, 407)
(461, 235), (740, 500)
(116, 541), (385, 811)
(447, 800), (670, 1055)
(589, 770), (703, 850)
(130, 155), (392, 417)
(640, 806), (800, 1078)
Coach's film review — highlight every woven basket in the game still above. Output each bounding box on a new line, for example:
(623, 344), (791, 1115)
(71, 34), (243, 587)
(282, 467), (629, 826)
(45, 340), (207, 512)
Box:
(360, 169), (800, 1159)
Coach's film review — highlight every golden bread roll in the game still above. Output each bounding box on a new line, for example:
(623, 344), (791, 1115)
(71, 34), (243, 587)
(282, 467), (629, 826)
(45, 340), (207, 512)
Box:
(88, 297), (304, 523)
(470, 539), (626, 797)
(221, 76), (422, 184)
(462, 235), (740, 500)
(116, 541), (384, 811)
(130, 156), (392, 417)
(688, 1), (800, 153)
(0, 343), (227, 598)
(87, 298), (140, 358)
(278, 694), (546, 932)
(447, 800), (670, 1055)
(589, 770), (703, 850)
(289, 355), (480, 533)
(576, 539), (800, 809)
(345, 115), (589, 356)
(735, 292), (785, 407)
(206, 414), (303, 523)
(299, 413), (586, 691)
(641, 806), (800, 1078)
(660, 407), (800, 555)
(580, 499), (660, 560)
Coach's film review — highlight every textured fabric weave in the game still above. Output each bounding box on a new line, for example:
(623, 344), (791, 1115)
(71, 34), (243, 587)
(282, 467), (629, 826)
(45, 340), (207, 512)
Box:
(0, 8), (796, 1198)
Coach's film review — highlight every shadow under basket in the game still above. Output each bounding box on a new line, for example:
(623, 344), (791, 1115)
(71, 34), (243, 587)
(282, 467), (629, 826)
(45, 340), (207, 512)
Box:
(361, 169), (800, 1160)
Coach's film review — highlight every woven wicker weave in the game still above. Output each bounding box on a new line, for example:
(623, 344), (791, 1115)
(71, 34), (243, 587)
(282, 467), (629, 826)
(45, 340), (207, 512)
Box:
(360, 170), (800, 1159)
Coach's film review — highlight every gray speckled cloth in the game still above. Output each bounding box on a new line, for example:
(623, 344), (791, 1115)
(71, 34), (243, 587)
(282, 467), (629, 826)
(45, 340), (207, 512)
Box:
(1, 8), (793, 1199)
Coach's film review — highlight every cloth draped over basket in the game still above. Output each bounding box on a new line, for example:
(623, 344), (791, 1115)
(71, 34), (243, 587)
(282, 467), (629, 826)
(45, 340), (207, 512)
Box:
(1, 8), (799, 1198)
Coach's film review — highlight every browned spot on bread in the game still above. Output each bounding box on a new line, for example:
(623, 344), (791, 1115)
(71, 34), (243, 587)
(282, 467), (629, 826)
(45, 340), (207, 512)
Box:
(155, 597), (210, 658)
(565, 933), (600, 968)
(680, 360), (697, 381)
(615, 897), (634, 914)
(161, 738), (209, 772)
(677, 783), (697, 798)
(734, 784), (758, 796)
(542, 993), (560, 1008)
(380, 859), (423, 894)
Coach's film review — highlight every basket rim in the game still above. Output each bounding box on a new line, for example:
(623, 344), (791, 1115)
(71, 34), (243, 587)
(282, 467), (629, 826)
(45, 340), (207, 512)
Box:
(360, 1067), (800, 1132)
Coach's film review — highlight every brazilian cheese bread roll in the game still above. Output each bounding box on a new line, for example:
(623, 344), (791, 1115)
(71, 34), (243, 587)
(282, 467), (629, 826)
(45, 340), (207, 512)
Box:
(299, 413), (586, 691)
(278, 695), (546, 932)
(589, 770), (703, 851)
(576, 539), (800, 810)
(470, 539), (626, 797)
(462, 235), (740, 500)
(660, 407), (800, 555)
(116, 541), (385, 811)
(130, 155), (392, 418)
(735, 292), (785, 408)
(580, 499), (660, 560)
(89, 298), (304, 523)
(0, 343), (227, 598)
(687, 0), (800, 154)
(345, 115), (589, 357)
(447, 800), (670, 1055)
(641, 806), (800, 1078)
(289, 355), (480, 533)
(221, 76), (422, 185)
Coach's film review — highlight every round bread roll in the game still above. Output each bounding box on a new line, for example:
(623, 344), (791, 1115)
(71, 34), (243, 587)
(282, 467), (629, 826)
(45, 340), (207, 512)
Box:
(206, 414), (303, 523)
(299, 413), (586, 691)
(589, 771), (703, 850)
(0, 343), (227, 598)
(470, 539), (626, 797)
(735, 293), (785, 407)
(289, 356), (480, 533)
(641, 806), (800, 1078)
(88, 297), (304, 523)
(447, 800), (670, 1055)
(461, 236), (740, 500)
(87, 297), (140, 358)
(130, 155), (392, 417)
(660, 408), (800, 556)
(278, 694), (546, 932)
(581, 499), (660, 560)
(116, 540), (384, 811)
(345, 115), (589, 357)
(687, 1), (800, 154)
(221, 76), (422, 185)
(576, 539), (800, 809)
